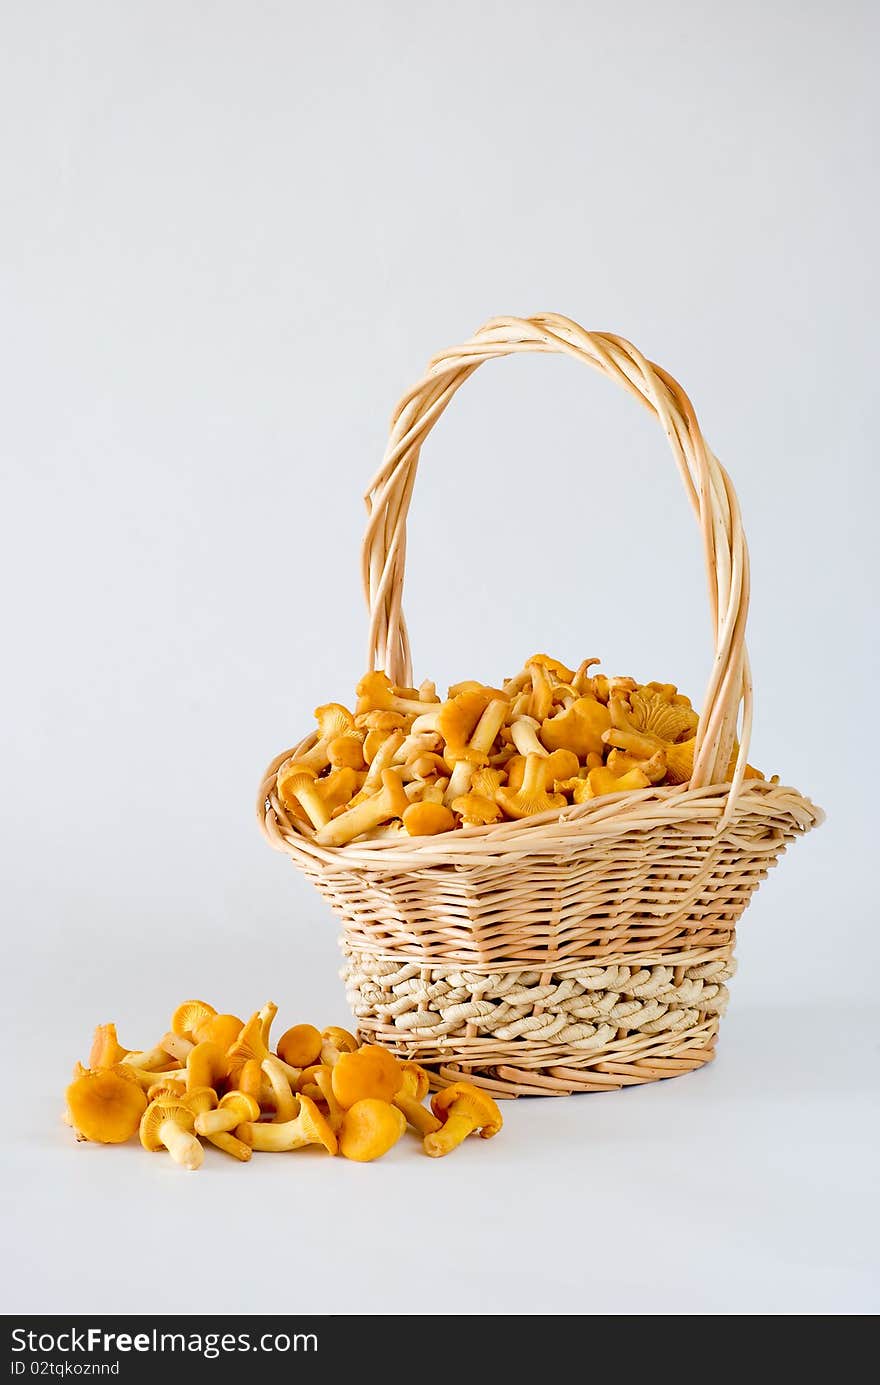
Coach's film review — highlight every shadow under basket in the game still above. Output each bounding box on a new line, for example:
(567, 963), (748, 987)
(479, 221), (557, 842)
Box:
(258, 314), (823, 1096)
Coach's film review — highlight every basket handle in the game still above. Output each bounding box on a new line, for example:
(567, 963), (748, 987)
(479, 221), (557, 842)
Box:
(362, 313), (752, 794)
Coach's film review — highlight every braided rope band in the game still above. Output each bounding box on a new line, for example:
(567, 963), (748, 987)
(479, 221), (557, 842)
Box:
(343, 943), (737, 1094)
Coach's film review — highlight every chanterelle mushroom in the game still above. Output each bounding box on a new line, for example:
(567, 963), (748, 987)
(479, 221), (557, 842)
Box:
(496, 754), (566, 820)
(402, 801), (455, 837)
(331, 1045), (402, 1109)
(140, 1097), (204, 1170)
(66, 1067), (147, 1144)
(316, 768), (409, 847)
(540, 696), (610, 758)
(424, 1082), (503, 1157)
(339, 1098), (406, 1162)
(238, 1093), (337, 1155)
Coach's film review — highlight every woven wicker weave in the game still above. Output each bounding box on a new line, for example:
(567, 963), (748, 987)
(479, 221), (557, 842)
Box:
(259, 313), (822, 1096)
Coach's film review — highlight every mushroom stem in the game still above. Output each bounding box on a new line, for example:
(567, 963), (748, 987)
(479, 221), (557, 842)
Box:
(160, 1032), (194, 1062)
(424, 1112), (479, 1157)
(121, 1046), (173, 1073)
(159, 1118), (204, 1170)
(261, 1058), (299, 1122)
(316, 769), (408, 847)
(510, 717), (548, 758)
(205, 1131), (252, 1161)
(194, 1107), (239, 1137)
(394, 1092), (441, 1136)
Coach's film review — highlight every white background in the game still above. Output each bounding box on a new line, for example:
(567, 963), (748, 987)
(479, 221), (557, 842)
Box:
(2, 1), (878, 1316)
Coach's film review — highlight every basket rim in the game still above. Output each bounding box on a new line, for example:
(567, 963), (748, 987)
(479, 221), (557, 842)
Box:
(258, 742), (823, 871)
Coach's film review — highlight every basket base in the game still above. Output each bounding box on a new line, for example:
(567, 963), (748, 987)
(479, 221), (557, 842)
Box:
(346, 945), (731, 1097)
(429, 1040), (717, 1097)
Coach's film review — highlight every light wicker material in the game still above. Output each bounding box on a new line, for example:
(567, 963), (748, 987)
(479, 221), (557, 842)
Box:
(259, 314), (822, 1095)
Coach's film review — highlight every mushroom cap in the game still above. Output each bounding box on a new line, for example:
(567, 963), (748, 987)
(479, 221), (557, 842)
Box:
(147, 1078), (186, 1102)
(227, 1011), (270, 1068)
(184, 1086), (217, 1118)
(327, 734), (366, 770)
(321, 1025), (358, 1053)
(495, 784), (566, 820)
(540, 696), (610, 758)
(355, 671), (394, 713)
(277, 1023), (323, 1069)
(402, 801), (455, 836)
(88, 1023), (129, 1069)
(332, 1045), (402, 1109)
(528, 653), (577, 683)
(314, 702), (356, 739)
(315, 767), (363, 812)
(431, 1082), (503, 1138)
(438, 691), (490, 752)
(193, 1012), (244, 1049)
(296, 1094), (338, 1155)
(171, 1000), (216, 1042)
(139, 1097), (196, 1151)
(399, 1062), (431, 1101)
(451, 793), (501, 826)
(585, 765), (652, 799)
(629, 688), (698, 742)
(66, 1067), (147, 1144)
(339, 1099), (406, 1162)
(185, 1040), (227, 1090)
(218, 1091), (261, 1122)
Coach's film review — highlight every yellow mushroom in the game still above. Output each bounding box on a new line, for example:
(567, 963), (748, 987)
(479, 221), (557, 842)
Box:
(525, 661), (555, 722)
(298, 1064), (345, 1133)
(394, 1063), (441, 1135)
(627, 688), (698, 742)
(277, 1024), (323, 1070)
(294, 703), (357, 773)
(146, 1078), (187, 1102)
(316, 768), (409, 847)
(451, 793), (502, 827)
(540, 696), (610, 758)
(356, 671), (432, 719)
(88, 1023), (130, 1069)
(331, 1045), (402, 1109)
(320, 1026), (358, 1068)
(195, 1090), (260, 1138)
(314, 767), (364, 815)
(65, 1066), (147, 1144)
(470, 767), (506, 797)
(327, 734), (367, 771)
(159, 1031), (194, 1063)
(261, 1057), (299, 1122)
(496, 754), (567, 820)
(238, 1094), (337, 1154)
(585, 765), (652, 799)
(509, 716), (548, 758)
(339, 1099), (406, 1162)
(402, 801), (455, 836)
(424, 1082), (503, 1157)
(139, 1097), (203, 1170)
(528, 653), (577, 683)
(171, 1000), (216, 1044)
(277, 764), (331, 830)
(192, 1012), (244, 1050)
(185, 1041), (227, 1093)
(444, 697), (509, 803)
(187, 1085), (253, 1163)
(606, 746), (668, 784)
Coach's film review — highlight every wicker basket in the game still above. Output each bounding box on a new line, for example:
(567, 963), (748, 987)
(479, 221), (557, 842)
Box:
(259, 313), (822, 1096)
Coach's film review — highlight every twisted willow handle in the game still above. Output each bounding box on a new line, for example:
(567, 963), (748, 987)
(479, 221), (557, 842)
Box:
(362, 313), (752, 793)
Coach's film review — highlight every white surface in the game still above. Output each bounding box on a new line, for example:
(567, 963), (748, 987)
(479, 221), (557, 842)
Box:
(2, 1), (878, 1316)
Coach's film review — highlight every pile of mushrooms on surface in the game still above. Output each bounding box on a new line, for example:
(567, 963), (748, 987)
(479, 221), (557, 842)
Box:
(273, 655), (767, 846)
(63, 1001), (503, 1170)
